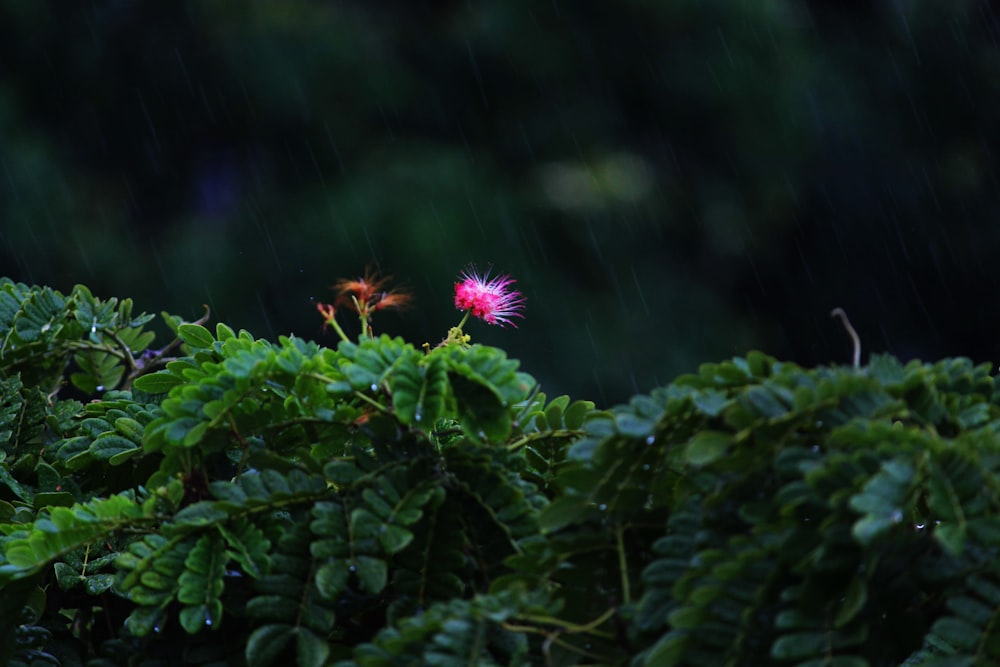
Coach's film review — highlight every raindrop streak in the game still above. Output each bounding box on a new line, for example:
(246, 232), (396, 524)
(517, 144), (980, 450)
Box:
(465, 40), (489, 110)
(149, 241), (170, 288)
(631, 267), (650, 316)
(136, 91), (161, 152)
(174, 48), (194, 96)
(250, 206), (281, 272)
(304, 139), (327, 189)
(323, 122), (346, 174)
(256, 291), (276, 340)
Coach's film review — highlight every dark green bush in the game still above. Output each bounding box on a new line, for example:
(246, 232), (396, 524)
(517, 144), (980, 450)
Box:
(0, 277), (998, 666)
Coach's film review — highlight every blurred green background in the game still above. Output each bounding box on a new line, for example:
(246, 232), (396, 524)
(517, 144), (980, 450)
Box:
(1, 1), (998, 405)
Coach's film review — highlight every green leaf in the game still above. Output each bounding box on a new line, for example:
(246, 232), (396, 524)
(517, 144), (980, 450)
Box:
(90, 434), (141, 461)
(355, 555), (387, 594)
(109, 448), (141, 465)
(936, 523), (967, 556)
(392, 351), (447, 427)
(692, 389), (729, 417)
(296, 627), (330, 667)
(449, 372), (510, 442)
(216, 322), (236, 341)
(538, 496), (587, 533)
(543, 395), (570, 429)
(182, 421), (209, 447)
(123, 606), (166, 638)
(84, 573), (115, 595)
(53, 562), (81, 590)
(850, 458), (914, 545)
(563, 399), (595, 430)
(33, 491), (77, 510)
(177, 533), (226, 632)
(132, 371), (184, 394)
(324, 460), (362, 485)
(246, 624), (295, 667)
(379, 524), (413, 554)
(929, 616), (981, 652)
(350, 507), (381, 539)
(771, 632), (828, 661)
(643, 632), (688, 667)
(172, 502), (229, 527)
(315, 560), (350, 600)
(218, 520), (271, 578)
(685, 430), (732, 466)
(834, 575), (867, 628)
(178, 323), (215, 349)
(179, 604), (218, 634)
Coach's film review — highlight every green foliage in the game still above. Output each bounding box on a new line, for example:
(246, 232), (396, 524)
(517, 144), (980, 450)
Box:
(0, 280), (157, 394)
(6, 281), (1000, 666)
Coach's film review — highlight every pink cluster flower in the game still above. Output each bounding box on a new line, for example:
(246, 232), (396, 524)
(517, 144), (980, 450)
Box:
(454, 266), (525, 327)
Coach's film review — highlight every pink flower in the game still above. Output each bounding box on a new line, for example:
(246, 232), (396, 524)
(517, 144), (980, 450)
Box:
(454, 266), (525, 327)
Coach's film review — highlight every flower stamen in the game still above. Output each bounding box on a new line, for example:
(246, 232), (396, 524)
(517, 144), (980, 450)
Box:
(453, 265), (525, 328)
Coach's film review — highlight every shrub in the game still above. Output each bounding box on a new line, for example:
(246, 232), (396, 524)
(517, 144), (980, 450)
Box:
(0, 277), (998, 666)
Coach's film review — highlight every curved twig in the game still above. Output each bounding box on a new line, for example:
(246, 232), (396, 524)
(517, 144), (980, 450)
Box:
(123, 305), (211, 389)
(830, 307), (861, 369)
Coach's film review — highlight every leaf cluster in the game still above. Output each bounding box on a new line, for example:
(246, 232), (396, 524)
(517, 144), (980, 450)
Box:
(3, 281), (1000, 667)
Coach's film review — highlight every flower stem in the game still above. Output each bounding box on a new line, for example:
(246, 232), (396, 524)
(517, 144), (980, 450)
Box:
(616, 521), (631, 605)
(326, 316), (350, 343)
(440, 310), (473, 348)
(513, 607), (617, 638)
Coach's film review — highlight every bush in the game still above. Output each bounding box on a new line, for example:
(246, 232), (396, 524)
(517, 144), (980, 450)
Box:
(0, 277), (998, 666)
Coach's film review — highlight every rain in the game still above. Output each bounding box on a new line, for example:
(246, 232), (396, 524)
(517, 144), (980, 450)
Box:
(0, 2), (996, 405)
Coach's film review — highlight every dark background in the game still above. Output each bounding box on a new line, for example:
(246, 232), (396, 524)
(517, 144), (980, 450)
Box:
(1, 1), (998, 406)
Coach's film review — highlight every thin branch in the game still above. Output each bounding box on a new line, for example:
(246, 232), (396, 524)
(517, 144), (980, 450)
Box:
(830, 307), (861, 369)
(515, 607), (617, 638)
(505, 428), (585, 452)
(123, 305), (212, 389)
(615, 521), (631, 605)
